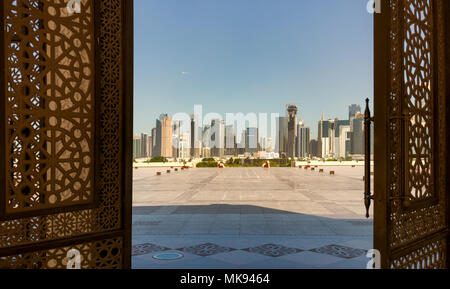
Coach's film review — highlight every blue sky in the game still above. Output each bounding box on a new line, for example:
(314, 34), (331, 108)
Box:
(134, 0), (373, 138)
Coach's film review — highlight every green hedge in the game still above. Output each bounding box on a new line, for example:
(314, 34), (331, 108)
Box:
(196, 161), (218, 168)
(148, 156), (168, 163)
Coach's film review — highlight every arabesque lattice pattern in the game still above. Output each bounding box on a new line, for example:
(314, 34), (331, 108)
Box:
(0, 237), (122, 269)
(4, 0), (95, 213)
(1, 0), (127, 268)
(403, 0), (434, 202)
(386, 0), (447, 268)
(391, 237), (446, 269)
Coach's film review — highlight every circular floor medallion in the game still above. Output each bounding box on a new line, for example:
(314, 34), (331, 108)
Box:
(152, 252), (184, 260)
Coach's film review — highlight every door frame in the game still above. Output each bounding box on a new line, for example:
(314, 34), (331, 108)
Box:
(123, 0), (134, 269)
(445, 0), (450, 271)
(374, 0), (450, 269)
(373, 0), (389, 269)
(0, 0), (134, 269)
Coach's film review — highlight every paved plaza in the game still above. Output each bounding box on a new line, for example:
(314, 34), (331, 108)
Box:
(132, 166), (373, 269)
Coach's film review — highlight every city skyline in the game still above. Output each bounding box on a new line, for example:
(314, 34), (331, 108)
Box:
(133, 103), (367, 161)
(133, 103), (365, 141)
(134, 0), (373, 138)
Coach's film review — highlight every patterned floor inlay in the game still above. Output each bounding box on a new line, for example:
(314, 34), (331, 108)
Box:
(132, 243), (171, 256)
(133, 221), (162, 226)
(309, 244), (366, 259)
(242, 244), (303, 257)
(177, 243), (237, 257)
(346, 220), (373, 226)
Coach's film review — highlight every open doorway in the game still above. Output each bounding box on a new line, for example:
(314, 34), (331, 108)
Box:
(132, 0), (374, 269)
(1, 0), (448, 270)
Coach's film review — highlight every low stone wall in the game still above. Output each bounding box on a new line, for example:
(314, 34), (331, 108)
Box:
(133, 162), (196, 168)
(293, 161), (373, 167)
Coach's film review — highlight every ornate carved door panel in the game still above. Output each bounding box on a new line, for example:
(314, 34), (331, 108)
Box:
(374, 0), (449, 268)
(0, 0), (133, 268)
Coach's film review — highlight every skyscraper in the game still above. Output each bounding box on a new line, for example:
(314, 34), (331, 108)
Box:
(237, 129), (246, 155)
(147, 135), (153, 158)
(178, 133), (190, 159)
(318, 115), (350, 159)
(334, 119), (350, 158)
(265, 137), (273, 152)
(349, 104), (361, 120)
(140, 133), (148, 158)
(287, 105), (298, 158)
(133, 134), (141, 159)
(161, 115), (173, 158)
(172, 119), (181, 158)
(190, 115), (196, 157)
(317, 114), (329, 158)
(309, 139), (318, 157)
(225, 125), (236, 156)
(210, 119), (225, 157)
(350, 116), (365, 155)
(338, 125), (351, 159)
(246, 127), (259, 154)
(276, 116), (288, 158)
(151, 127), (157, 157)
(153, 116), (163, 157)
(297, 123), (310, 158)
(202, 124), (211, 155)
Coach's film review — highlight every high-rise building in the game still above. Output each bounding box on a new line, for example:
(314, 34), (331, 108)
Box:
(309, 139), (318, 157)
(151, 127), (157, 157)
(317, 113), (329, 158)
(237, 129), (246, 155)
(276, 116), (288, 158)
(190, 115), (196, 157)
(333, 119), (350, 158)
(338, 125), (351, 159)
(259, 137), (267, 151)
(210, 119), (225, 157)
(265, 137), (273, 152)
(225, 125), (236, 156)
(140, 133), (148, 158)
(172, 119), (181, 158)
(246, 127), (259, 154)
(202, 124), (211, 156)
(350, 116), (364, 155)
(201, 147), (211, 158)
(161, 115), (173, 158)
(178, 133), (190, 159)
(297, 123), (310, 158)
(287, 105), (298, 158)
(189, 114), (202, 158)
(146, 135), (153, 159)
(153, 115), (164, 157)
(318, 115), (350, 159)
(133, 134), (141, 159)
(349, 104), (361, 120)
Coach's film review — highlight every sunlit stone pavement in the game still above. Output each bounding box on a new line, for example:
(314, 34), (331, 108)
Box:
(132, 166), (373, 269)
